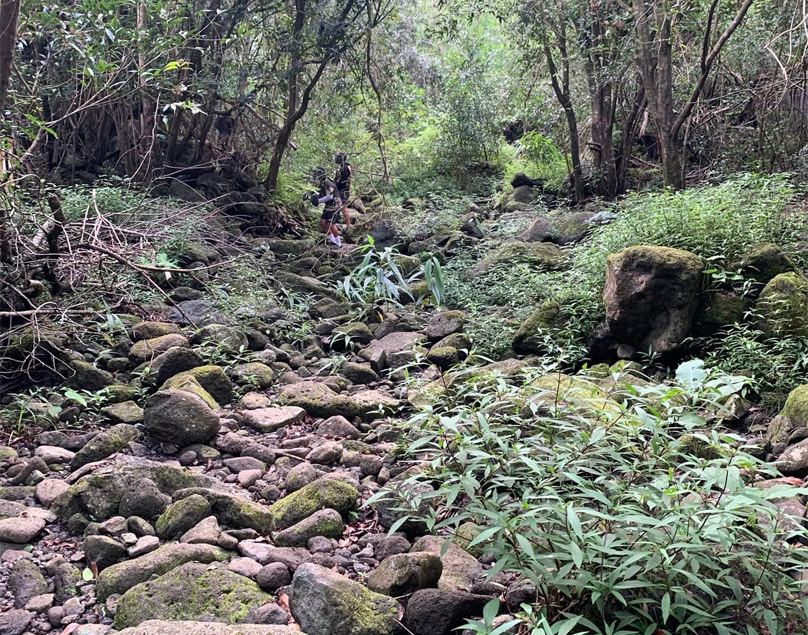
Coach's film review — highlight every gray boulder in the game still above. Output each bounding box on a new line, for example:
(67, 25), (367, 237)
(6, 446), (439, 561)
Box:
(143, 389), (221, 445)
(290, 563), (402, 635)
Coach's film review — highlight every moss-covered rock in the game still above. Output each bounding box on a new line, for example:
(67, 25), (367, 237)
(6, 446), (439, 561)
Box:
(425, 310), (465, 341)
(70, 424), (140, 470)
(143, 389), (220, 446)
(693, 291), (746, 335)
(159, 375), (218, 411)
(410, 535), (482, 593)
(144, 346), (203, 387)
(163, 366), (232, 406)
(756, 272), (808, 337)
(113, 561), (270, 629)
(116, 621), (301, 635)
(331, 322), (374, 350)
(68, 360), (117, 391)
(269, 479), (358, 530)
(131, 321), (183, 342)
(278, 381), (363, 419)
(191, 324), (248, 352)
(426, 346), (458, 370)
(171, 488), (274, 534)
(739, 243), (797, 285)
(273, 508), (344, 547)
(232, 362), (275, 390)
(677, 434), (724, 460)
(100, 400), (144, 424)
(130, 334), (190, 363)
(52, 457), (219, 522)
(466, 241), (568, 279)
(96, 542), (229, 601)
(512, 301), (568, 354)
(366, 552), (443, 596)
(155, 494), (212, 539)
(290, 563), (402, 635)
(782, 385), (808, 427)
(104, 384), (140, 404)
(604, 245), (704, 353)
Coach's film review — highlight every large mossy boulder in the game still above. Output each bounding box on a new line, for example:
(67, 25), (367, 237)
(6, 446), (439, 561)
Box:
(144, 346), (203, 387)
(96, 543), (229, 601)
(191, 324), (248, 352)
(739, 243), (797, 285)
(143, 389), (221, 445)
(603, 246), (704, 354)
(269, 478), (358, 530)
(113, 562), (272, 629)
(756, 272), (808, 337)
(465, 242), (567, 279)
(131, 321), (183, 341)
(290, 563), (402, 635)
(781, 385), (808, 427)
(278, 382), (363, 419)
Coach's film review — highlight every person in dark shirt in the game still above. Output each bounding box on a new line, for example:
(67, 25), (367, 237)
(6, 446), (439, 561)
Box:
(334, 152), (353, 228)
(310, 166), (344, 247)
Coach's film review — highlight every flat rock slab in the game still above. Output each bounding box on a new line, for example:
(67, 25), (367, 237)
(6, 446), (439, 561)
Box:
(117, 622), (303, 635)
(0, 500), (56, 522)
(242, 406), (306, 432)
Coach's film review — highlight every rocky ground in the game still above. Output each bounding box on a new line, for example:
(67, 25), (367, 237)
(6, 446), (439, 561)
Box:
(3, 174), (808, 635)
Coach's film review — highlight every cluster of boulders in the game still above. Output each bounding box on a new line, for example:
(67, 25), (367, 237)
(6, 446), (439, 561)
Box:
(0, 264), (531, 635)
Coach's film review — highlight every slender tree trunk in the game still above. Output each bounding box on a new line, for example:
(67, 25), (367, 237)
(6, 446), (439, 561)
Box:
(0, 0), (20, 116)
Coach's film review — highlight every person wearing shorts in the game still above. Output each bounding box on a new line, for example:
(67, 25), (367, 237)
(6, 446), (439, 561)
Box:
(334, 152), (353, 227)
(311, 166), (344, 247)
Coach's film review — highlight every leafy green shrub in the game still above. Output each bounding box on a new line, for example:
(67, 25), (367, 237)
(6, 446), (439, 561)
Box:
(389, 362), (808, 635)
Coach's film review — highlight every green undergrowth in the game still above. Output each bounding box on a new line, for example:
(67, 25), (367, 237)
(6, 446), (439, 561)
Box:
(385, 361), (808, 635)
(447, 172), (804, 362)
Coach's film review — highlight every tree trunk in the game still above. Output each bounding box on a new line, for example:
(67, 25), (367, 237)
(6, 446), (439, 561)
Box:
(0, 0), (20, 116)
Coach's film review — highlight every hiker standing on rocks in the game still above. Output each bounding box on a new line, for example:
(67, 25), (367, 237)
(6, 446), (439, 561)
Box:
(334, 152), (353, 227)
(310, 166), (346, 248)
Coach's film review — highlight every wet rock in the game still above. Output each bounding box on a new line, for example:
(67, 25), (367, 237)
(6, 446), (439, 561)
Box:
(155, 494), (212, 539)
(243, 406), (306, 432)
(9, 559), (47, 608)
(96, 542), (229, 600)
(143, 389), (221, 446)
(290, 563), (402, 635)
(274, 508), (344, 547)
(367, 552), (443, 596)
(71, 424), (140, 469)
(113, 562), (272, 628)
